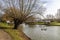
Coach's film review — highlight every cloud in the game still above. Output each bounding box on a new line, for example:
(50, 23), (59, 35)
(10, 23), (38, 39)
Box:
(44, 0), (60, 15)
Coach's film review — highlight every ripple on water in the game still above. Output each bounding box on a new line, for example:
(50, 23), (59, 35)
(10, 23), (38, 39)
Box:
(23, 25), (60, 40)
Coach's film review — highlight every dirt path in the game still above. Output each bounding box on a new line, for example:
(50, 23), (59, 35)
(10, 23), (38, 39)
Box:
(0, 29), (12, 40)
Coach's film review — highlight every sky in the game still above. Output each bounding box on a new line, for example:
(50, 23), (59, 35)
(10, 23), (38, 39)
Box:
(0, 0), (60, 16)
(42, 0), (60, 15)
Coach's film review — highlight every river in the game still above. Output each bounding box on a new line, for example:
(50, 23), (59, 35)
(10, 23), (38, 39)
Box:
(21, 24), (60, 40)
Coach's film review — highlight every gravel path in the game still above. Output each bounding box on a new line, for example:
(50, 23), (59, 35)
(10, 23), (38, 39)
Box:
(0, 29), (12, 40)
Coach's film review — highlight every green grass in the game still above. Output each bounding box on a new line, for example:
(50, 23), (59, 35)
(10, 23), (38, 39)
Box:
(35, 21), (60, 26)
(26, 22), (60, 26)
(0, 22), (30, 40)
(0, 22), (13, 28)
(26, 22), (44, 25)
(36, 22), (44, 25)
(4, 29), (23, 40)
(50, 22), (60, 26)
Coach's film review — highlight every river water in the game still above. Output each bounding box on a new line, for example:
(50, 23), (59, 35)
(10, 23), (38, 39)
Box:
(22, 24), (60, 40)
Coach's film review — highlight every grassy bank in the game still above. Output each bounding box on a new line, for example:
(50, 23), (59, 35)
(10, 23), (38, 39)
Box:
(26, 22), (44, 25)
(0, 22), (13, 28)
(49, 22), (60, 26)
(4, 29), (31, 40)
(26, 22), (60, 26)
(0, 22), (31, 40)
(38, 22), (60, 26)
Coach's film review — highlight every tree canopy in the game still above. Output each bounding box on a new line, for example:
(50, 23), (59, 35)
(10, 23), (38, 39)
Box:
(0, 0), (46, 29)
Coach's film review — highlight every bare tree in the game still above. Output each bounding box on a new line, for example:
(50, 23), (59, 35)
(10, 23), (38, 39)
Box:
(0, 0), (46, 29)
(46, 14), (55, 19)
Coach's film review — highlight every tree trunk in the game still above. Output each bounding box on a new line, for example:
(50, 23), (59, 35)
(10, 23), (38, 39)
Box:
(13, 22), (19, 29)
(13, 19), (22, 29)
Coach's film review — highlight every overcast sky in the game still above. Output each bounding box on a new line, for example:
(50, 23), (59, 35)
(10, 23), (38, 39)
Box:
(0, 0), (60, 16)
(43, 0), (60, 15)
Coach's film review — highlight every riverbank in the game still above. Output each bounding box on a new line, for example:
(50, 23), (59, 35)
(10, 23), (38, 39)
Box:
(4, 29), (31, 40)
(0, 22), (31, 40)
(0, 21), (60, 40)
(48, 22), (60, 26)
(26, 22), (60, 26)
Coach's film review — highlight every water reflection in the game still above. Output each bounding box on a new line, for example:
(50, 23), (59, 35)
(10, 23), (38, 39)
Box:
(22, 24), (60, 40)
